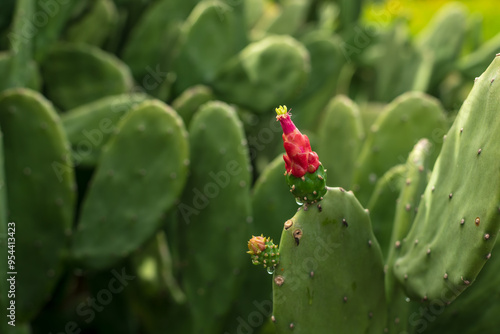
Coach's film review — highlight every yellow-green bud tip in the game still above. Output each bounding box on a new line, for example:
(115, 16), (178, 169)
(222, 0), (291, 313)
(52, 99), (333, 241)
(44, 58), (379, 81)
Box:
(275, 105), (288, 116)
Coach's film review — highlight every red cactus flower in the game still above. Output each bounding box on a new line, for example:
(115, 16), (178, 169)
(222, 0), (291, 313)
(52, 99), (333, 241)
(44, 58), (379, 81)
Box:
(275, 105), (320, 177)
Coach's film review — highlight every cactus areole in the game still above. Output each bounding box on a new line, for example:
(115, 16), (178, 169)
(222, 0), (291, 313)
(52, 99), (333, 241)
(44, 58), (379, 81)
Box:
(275, 105), (327, 204)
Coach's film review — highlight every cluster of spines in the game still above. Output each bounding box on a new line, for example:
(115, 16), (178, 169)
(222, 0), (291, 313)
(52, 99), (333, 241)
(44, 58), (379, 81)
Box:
(247, 235), (280, 269)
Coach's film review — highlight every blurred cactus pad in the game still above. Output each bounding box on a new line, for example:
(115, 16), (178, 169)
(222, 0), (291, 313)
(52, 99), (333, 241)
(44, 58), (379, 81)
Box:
(0, 0), (500, 334)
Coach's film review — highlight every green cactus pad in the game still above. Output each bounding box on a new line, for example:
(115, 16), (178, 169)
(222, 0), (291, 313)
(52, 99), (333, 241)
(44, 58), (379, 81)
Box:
(393, 55), (500, 302)
(173, 0), (246, 94)
(72, 100), (188, 269)
(171, 85), (214, 126)
(374, 20), (433, 102)
(386, 139), (432, 275)
(33, 1), (78, 62)
(353, 91), (447, 206)
(367, 164), (407, 259)
(121, 0), (196, 82)
(416, 3), (468, 88)
(252, 0), (309, 39)
(40, 44), (133, 110)
(317, 95), (364, 190)
(290, 33), (345, 131)
(61, 93), (149, 167)
(286, 164), (327, 204)
(213, 35), (309, 113)
(224, 154), (297, 334)
(65, 0), (117, 47)
(131, 230), (186, 304)
(273, 187), (386, 333)
(384, 139), (433, 334)
(178, 101), (251, 334)
(0, 0), (40, 92)
(424, 240), (500, 333)
(0, 88), (76, 322)
(459, 32), (500, 79)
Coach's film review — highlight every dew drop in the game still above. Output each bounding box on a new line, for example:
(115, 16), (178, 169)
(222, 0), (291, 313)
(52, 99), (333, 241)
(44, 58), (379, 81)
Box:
(295, 197), (304, 205)
(267, 267), (275, 275)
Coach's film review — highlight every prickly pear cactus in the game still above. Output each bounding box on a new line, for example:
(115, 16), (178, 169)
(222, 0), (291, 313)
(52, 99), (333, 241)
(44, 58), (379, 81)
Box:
(384, 139), (433, 334)
(367, 164), (407, 258)
(272, 188), (387, 333)
(0, 88), (76, 322)
(171, 85), (214, 126)
(289, 33), (346, 131)
(178, 101), (251, 334)
(62, 93), (149, 167)
(416, 2), (468, 88)
(316, 95), (364, 190)
(213, 36), (309, 112)
(40, 44), (133, 110)
(72, 100), (188, 269)
(353, 91), (446, 205)
(424, 239), (500, 333)
(393, 55), (500, 302)
(172, 0), (246, 94)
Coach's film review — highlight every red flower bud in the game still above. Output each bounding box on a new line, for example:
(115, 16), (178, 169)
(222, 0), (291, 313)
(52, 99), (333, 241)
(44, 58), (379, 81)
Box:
(276, 106), (320, 177)
(247, 235), (267, 254)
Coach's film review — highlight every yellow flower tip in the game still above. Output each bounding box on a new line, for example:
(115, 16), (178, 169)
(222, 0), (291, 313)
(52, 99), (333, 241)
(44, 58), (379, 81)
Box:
(275, 105), (288, 116)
